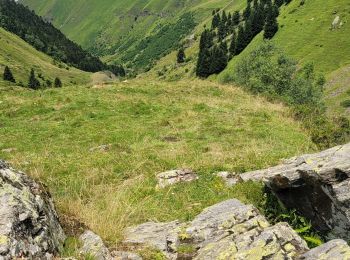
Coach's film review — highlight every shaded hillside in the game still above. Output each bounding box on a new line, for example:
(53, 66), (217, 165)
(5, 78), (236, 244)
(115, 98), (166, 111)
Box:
(0, 0), (124, 75)
(0, 28), (90, 87)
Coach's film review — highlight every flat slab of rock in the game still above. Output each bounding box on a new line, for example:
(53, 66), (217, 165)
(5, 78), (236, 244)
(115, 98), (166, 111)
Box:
(156, 169), (198, 188)
(0, 160), (65, 259)
(79, 230), (112, 260)
(300, 239), (350, 260)
(241, 143), (350, 240)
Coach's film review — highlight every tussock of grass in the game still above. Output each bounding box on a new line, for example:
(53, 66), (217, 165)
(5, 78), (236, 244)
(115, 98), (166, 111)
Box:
(0, 79), (314, 243)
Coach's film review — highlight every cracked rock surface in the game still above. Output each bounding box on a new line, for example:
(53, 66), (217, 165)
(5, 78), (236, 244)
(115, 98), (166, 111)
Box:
(0, 160), (65, 259)
(240, 142), (350, 240)
(123, 199), (350, 259)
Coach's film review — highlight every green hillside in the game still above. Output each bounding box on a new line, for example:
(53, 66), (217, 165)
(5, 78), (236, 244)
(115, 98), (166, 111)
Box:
(146, 0), (350, 118)
(218, 0), (350, 117)
(21, 0), (246, 71)
(0, 27), (90, 87)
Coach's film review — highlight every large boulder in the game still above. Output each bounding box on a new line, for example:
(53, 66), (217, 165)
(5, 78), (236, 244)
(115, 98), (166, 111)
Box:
(241, 143), (350, 240)
(0, 160), (65, 259)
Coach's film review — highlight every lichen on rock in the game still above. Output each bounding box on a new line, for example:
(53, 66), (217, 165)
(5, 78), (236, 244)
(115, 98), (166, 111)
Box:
(0, 160), (65, 259)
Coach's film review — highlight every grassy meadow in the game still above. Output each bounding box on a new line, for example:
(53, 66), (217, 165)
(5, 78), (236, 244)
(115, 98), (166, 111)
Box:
(0, 79), (314, 243)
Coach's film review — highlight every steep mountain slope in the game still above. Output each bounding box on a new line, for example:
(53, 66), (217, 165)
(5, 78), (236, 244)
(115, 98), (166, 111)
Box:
(0, 0), (124, 75)
(0, 27), (90, 87)
(21, 0), (246, 71)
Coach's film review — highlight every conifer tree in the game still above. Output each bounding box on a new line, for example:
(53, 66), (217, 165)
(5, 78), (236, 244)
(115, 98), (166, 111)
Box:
(28, 68), (40, 89)
(232, 11), (240, 26)
(211, 13), (220, 29)
(236, 25), (246, 54)
(196, 30), (213, 77)
(227, 13), (232, 26)
(218, 20), (227, 41)
(3, 66), (15, 83)
(177, 48), (186, 63)
(264, 7), (279, 39)
(54, 77), (62, 88)
(222, 11), (228, 25)
(243, 2), (251, 20)
(229, 32), (237, 57)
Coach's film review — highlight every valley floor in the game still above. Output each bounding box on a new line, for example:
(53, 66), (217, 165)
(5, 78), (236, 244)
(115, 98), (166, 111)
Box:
(0, 79), (314, 242)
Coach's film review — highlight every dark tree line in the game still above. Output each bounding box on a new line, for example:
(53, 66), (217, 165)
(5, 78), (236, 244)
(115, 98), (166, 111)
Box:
(3, 66), (62, 89)
(0, 0), (125, 76)
(197, 0), (289, 78)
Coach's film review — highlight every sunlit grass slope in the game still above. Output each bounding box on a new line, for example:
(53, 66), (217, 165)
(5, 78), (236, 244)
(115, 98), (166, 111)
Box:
(0, 79), (314, 242)
(0, 28), (90, 87)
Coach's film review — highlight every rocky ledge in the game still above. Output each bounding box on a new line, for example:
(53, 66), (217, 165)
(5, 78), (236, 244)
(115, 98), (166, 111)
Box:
(0, 160), (65, 259)
(122, 199), (350, 259)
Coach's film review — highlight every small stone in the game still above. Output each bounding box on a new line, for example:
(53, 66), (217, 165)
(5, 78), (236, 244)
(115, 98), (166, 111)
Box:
(1, 148), (17, 153)
(215, 171), (242, 187)
(79, 230), (112, 260)
(89, 144), (112, 152)
(156, 169), (198, 188)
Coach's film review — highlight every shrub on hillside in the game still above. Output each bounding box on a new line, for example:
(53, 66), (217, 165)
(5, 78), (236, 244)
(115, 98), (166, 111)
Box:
(234, 42), (324, 106)
(233, 42), (349, 148)
(54, 77), (62, 88)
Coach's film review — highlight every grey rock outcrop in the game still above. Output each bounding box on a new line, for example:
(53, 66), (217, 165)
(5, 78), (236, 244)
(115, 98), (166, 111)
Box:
(123, 199), (324, 259)
(0, 160), (65, 259)
(156, 169), (198, 189)
(79, 230), (112, 260)
(241, 143), (350, 240)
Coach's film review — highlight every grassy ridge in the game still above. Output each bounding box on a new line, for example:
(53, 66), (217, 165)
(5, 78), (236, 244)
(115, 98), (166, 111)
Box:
(0, 28), (90, 87)
(0, 79), (314, 242)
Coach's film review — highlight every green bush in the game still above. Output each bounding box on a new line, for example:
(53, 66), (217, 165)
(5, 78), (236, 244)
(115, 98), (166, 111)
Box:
(233, 42), (350, 148)
(234, 42), (324, 106)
